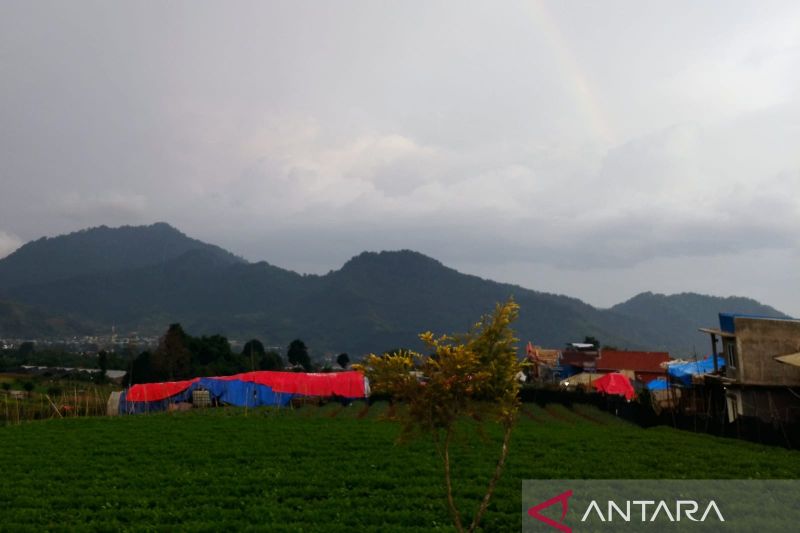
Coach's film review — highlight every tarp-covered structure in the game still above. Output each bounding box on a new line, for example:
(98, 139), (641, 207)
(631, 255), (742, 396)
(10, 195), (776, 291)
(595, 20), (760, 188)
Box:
(647, 377), (669, 391)
(559, 370), (635, 390)
(666, 356), (725, 386)
(118, 371), (368, 415)
(559, 372), (604, 389)
(592, 372), (636, 400)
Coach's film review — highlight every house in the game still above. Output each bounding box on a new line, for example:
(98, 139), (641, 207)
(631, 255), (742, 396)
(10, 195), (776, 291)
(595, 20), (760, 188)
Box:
(595, 350), (670, 384)
(524, 342), (561, 382)
(559, 349), (599, 377)
(700, 313), (800, 424)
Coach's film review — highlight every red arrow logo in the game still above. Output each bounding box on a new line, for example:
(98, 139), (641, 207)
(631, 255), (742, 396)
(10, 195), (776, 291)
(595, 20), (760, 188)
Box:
(527, 489), (573, 533)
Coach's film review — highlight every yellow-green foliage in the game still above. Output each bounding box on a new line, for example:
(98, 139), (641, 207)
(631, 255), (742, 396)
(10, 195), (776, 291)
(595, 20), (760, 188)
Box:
(356, 300), (521, 532)
(358, 299), (521, 435)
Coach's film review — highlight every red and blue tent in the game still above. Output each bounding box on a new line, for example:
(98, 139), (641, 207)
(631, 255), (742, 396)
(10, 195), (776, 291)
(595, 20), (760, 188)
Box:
(118, 371), (368, 414)
(592, 372), (636, 401)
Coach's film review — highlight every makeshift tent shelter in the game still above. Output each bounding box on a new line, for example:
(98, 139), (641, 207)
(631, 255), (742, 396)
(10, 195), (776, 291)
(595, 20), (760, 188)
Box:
(118, 371), (368, 415)
(592, 372), (636, 400)
(559, 372), (603, 390)
(649, 388), (682, 414)
(667, 356), (724, 386)
(647, 377), (669, 391)
(560, 370), (635, 390)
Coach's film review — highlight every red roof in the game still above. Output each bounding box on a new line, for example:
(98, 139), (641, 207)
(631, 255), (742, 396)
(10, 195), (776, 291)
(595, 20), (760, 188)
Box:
(597, 350), (670, 373)
(560, 350), (599, 368)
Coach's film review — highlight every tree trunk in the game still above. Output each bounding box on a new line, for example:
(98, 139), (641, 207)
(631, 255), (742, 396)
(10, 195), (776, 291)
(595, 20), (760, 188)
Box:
(443, 426), (465, 532)
(468, 421), (514, 533)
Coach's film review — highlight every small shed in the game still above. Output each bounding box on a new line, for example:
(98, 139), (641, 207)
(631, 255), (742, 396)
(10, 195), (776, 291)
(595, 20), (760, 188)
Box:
(106, 391), (121, 416)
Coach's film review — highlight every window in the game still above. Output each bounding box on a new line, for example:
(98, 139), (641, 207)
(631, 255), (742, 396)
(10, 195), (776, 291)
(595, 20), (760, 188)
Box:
(725, 342), (737, 369)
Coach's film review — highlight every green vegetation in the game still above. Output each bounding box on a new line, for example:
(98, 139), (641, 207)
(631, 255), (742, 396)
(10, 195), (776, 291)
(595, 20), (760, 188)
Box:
(1, 403), (798, 531)
(127, 326), (277, 384)
(287, 339), (311, 371)
(0, 299), (94, 339)
(0, 342), (131, 374)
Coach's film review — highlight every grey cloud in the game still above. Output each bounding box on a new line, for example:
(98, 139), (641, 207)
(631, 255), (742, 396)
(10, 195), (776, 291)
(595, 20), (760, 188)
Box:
(0, 231), (22, 259)
(1, 0), (799, 315)
(54, 192), (148, 223)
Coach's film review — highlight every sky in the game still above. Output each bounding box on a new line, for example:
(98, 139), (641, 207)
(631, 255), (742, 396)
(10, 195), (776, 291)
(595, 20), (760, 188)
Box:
(1, 1), (799, 315)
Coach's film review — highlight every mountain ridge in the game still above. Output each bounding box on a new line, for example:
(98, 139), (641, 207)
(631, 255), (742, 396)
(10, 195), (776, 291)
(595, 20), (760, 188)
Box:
(0, 222), (244, 291)
(0, 223), (791, 356)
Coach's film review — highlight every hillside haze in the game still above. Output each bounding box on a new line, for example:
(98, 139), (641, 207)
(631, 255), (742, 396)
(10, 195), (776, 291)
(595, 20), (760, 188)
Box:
(0, 224), (790, 356)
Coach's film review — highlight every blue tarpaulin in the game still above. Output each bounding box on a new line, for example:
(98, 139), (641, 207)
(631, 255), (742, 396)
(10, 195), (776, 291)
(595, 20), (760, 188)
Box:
(195, 378), (293, 408)
(119, 371), (366, 415)
(647, 378), (669, 391)
(119, 378), (294, 414)
(556, 365), (581, 379)
(118, 386), (196, 414)
(667, 356), (725, 386)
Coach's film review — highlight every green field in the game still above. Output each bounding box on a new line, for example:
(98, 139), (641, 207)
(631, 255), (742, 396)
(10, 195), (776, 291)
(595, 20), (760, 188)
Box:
(1, 402), (798, 532)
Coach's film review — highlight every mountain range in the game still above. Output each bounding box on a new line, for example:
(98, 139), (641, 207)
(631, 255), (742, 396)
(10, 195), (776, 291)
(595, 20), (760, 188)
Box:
(0, 223), (790, 357)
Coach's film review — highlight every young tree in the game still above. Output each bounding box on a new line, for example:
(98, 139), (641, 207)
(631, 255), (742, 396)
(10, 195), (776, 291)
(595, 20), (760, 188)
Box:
(151, 324), (192, 380)
(356, 299), (521, 533)
(22, 381), (35, 397)
(125, 350), (152, 385)
(258, 351), (284, 371)
(18, 341), (35, 359)
(241, 339), (266, 361)
(336, 352), (350, 369)
(287, 339), (311, 371)
(583, 336), (600, 350)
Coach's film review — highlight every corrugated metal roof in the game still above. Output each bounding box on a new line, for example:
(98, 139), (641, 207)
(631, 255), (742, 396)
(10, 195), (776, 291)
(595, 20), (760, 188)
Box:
(560, 350), (598, 367)
(698, 327), (736, 338)
(719, 312), (799, 333)
(526, 345), (561, 366)
(597, 350), (670, 373)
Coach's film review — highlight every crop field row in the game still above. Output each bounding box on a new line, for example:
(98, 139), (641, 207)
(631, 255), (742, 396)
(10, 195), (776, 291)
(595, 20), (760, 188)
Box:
(1, 402), (799, 531)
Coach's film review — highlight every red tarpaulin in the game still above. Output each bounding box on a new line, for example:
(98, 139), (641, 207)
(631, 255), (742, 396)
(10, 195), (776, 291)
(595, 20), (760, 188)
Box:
(592, 372), (636, 400)
(227, 371), (366, 398)
(126, 371), (367, 402)
(126, 378), (200, 402)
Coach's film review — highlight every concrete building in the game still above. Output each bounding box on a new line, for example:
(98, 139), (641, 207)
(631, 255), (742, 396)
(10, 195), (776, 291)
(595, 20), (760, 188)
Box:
(700, 314), (800, 424)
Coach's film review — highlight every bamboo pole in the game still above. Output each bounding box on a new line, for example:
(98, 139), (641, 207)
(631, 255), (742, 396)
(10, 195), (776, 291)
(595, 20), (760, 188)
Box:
(46, 395), (63, 418)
